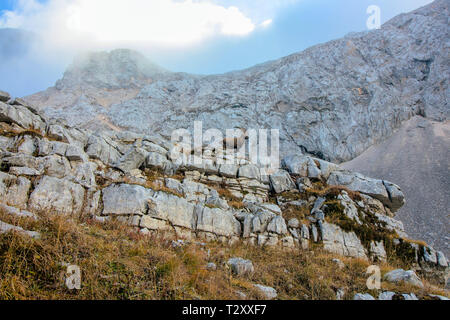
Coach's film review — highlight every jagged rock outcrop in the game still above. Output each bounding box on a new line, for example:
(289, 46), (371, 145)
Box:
(27, 0), (449, 164)
(0, 94), (448, 286)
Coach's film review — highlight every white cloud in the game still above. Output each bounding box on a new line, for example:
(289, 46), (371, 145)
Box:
(0, 0), (261, 47)
(260, 19), (273, 28)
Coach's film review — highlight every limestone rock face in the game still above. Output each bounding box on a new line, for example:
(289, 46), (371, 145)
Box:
(28, 176), (85, 215)
(27, 1), (449, 163)
(102, 183), (154, 216)
(196, 206), (241, 237)
(321, 222), (367, 259)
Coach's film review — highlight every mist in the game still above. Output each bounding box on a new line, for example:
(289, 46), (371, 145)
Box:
(0, 0), (434, 98)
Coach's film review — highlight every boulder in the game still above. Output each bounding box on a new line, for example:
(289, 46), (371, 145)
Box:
(0, 203), (38, 220)
(227, 258), (254, 276)
(383, 269), (424, 288)
(28, 176), (85, 215)
(353, 293), (375, 300)
(288, 218), (300, 229)
(282, 155), (339, 179)
(267, 216), (288, 235)
(253, 284), (277, 300)
(0, 220), (40, 239)
(219, 163), (239, 178)
(0, 172), (31, 209)
(113, 147), (147, 173)
(321, 222), (367, 259)
(0, 90), (10, 102)
(85, 134), (122, 165)
(269, 170), (296, 193)
(196, 206), (241, 237)
(378, 292), (396, 300)
(145, 152), (173, 174)
(238, 164), (260, 180)
(102, 183), (154, 215)
(369, 241), (387, 262)
(65, 145), (87, 162)
(327, 170), (405, 212)
(147, 192), (196, 229)
(0, 101), (46, 132)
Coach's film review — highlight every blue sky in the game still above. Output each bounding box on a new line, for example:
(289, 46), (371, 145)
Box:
(0, 0), (434, 96)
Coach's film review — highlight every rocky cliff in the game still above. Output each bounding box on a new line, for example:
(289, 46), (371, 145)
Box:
(0, 93), (448, 292)
(27, 0), (449, 163)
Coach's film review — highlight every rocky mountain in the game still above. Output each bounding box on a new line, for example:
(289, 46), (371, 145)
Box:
(0, 92), (449, 296)
(0, 0), (449, 299)
(28, 0), (449, 164)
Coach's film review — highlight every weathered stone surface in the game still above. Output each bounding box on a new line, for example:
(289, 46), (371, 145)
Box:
(218, 163), (239, 178)
(47, 124), (69, 142)
(65, 144), (87, 162)
(402, 293), (419, 300)
(383, 269), (424, 288)
(147, 192), (196, 229)
(196, 206), (241, 237)
(369, 241), (387, 262)
(0, 101), (45, 132)
(374, 212), (407, 238)
(269, 170), (296, 194)
(114, 147), (146, 173)
(145, 152), (173, 174)
(382, 181), (406, 213)
(328, 170), (405, 212)
(102, 183), (154, 215)
(337, 192), (361, 224)
(140, 216), (170, 231)
(9, 167), (42, 176)
(353, 293), (375, 300)
(0, 203), (38, 220)
(0, 219), (40, 239)
(17, 135), (36, 155)
(164, 178), (183, 194)
(41, 155), (71, 178)
(238, 164), (260, 180)
(253, 284), (277, 300)
(0, 172), (31, 209)
(0, 90), (10, 102)
(227, 258), (254, 276)
(85, 134), (121, 165)
(321, 222), (367, 259)
(267, 216), (288, 235)
(288, 218), (299, 229)
(28, 176), (85, 215)
(378, 292), (396, 300)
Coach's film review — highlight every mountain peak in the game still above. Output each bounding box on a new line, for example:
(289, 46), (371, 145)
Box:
(56, 48), (168, 90)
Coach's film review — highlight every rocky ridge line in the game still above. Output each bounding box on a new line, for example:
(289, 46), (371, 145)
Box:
(0, 91), (448, 287)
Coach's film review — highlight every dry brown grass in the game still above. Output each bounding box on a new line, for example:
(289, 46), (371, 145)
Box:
(281, 204), (311, 223)
(306, 185), (362, 201)
(1, 211), (447, 300)
(0, 122), (49, 140)
(402, 238), (428, 248)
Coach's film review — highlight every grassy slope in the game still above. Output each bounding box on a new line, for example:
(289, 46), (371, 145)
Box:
(0, 209), (448, 300)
